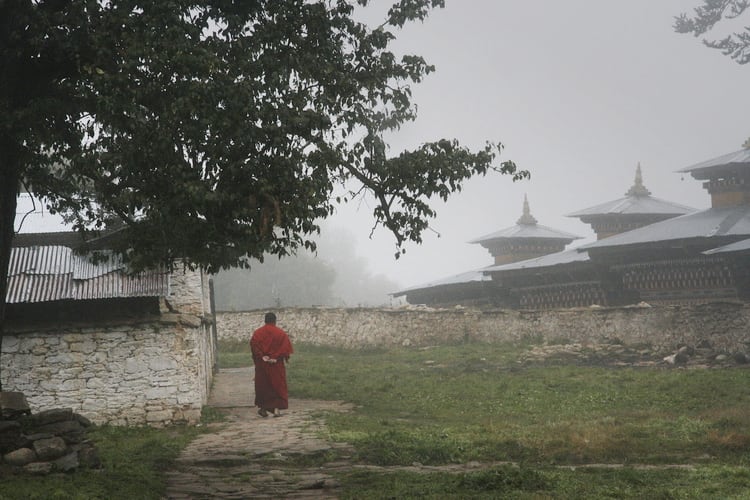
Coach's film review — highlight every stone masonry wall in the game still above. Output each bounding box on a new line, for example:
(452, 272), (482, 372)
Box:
(1, 314), (209, 426)
(218, 302), (750, 354)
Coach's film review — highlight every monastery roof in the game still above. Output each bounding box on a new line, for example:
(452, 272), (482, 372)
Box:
(484, 247), (589, 273)
(566, 195), (694, 218)
(470, 195), (581, 244)
(7, 243), (169, 304)
(678, 146), (750, 178)
(582, 205), (750, 251)
(567, 163), (694, 218)
(703, 237), (750, 255)
(391, 267), (492, 297)
(470, 224), (582, 243)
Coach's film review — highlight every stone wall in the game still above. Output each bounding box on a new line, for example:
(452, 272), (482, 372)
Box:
(1, 314), (210, 426)
(218, 302), (750, 354)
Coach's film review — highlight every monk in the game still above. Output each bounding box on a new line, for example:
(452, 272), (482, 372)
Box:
(250, 312), (293, 417)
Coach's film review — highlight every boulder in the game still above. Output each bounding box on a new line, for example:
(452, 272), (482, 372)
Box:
(36, 420), (86, 444)
(33, 408), (74, 426)
(3, 447), (37, 466)
(53, 451), (80, 472)
(76, 444), (102, 469)
(0, 420), (23, 454)
(24, 461), (53, 475)
(0, 392), (30, 420)
(733, 352), (749, 364)
(33, 437), (68, 461)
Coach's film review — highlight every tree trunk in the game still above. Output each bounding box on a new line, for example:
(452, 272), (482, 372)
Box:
(0, 146), (21, 392)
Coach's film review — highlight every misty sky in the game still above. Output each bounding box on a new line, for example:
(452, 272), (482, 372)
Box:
(326, 0), (750, 290)
(15, 1), (750, 292)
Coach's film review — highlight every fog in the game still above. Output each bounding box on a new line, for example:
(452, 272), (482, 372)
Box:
(14, 1), (750, 301)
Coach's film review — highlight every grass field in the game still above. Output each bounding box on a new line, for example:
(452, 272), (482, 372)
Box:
(3, 339), (750, 499)
(222, 339), (750, 498)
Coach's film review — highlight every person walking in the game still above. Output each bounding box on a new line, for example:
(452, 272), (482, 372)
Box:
(250, 312), (293, 417)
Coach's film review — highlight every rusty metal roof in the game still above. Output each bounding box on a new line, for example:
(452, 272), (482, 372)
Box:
(6, 245), (169, 304)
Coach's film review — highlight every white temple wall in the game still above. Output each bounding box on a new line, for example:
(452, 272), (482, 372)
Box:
(218, 303), (750, 354)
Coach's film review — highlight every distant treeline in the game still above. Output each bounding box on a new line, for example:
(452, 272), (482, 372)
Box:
(213, 227), (400, 311)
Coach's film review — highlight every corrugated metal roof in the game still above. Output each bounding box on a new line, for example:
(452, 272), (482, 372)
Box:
(678, 148), (750, 173)
(582, 205), (750, 250)
(6, 245), (169, 304)
(484, 247), (590, 273)
(567, 195), (694, 217)
(469, 223), (581, 244)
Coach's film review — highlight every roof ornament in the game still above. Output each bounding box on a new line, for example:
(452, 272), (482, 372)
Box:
(743, 137), (750, 149)
(625, 162), (652, 197)
(516, 194), (538, 225)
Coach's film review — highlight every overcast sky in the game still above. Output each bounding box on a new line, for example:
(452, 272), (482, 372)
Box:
(16, 1), (750, 292)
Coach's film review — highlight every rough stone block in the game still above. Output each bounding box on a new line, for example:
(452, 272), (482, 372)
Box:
(145, 387), (176, 400)
(33, 408), (73, 426)
(37, 420), (86, 443)
(76, 443), (101, 469)
(74, 413), (93, 428)
(0, 392), (30, 419)
(3, 447), (37, 466)
(33, 437), (68, 461)
(145, 410), (172, 423)
(24, 461), (53, 475)
(149, 357), (177, 371)
(0, 420), (23, 454)
(53, 451), (80, 472)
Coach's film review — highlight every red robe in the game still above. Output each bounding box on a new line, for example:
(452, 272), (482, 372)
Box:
(250, 323), (293, 410)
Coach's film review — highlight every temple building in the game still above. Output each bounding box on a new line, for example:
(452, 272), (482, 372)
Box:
(393, 197), (581, 306)
(394, 143), (750, 309)
(582, 142), (750, 305)
(482, 165), (695, 309)
(567, 164), (694, 240)
(470, 195), (581, 265)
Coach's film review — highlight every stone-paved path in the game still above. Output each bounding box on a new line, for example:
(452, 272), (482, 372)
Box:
(164, 367), (354, 499)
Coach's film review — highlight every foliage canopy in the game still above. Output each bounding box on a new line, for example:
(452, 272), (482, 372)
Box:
(675, 0), (750, 64)
(1, 0), (526, 285)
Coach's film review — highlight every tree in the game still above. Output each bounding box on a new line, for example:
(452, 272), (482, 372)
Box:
(675, 0), (750, 64)
(1, 1), (527, 361)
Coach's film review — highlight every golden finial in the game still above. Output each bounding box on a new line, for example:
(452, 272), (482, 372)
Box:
(516, 194), (538, 225)
(625, 162), (651, 197)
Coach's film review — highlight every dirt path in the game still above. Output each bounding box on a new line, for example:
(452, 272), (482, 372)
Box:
(164, 367), (354, 499)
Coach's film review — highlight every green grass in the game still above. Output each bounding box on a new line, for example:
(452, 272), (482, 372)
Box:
(0, 415), (208, 500)
(221, 340), (750, 497)
(6, 340), (750, 499)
